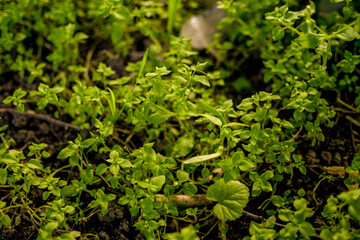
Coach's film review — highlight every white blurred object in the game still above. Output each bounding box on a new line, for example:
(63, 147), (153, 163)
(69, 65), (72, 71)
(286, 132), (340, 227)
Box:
(181, 4), (226, 49)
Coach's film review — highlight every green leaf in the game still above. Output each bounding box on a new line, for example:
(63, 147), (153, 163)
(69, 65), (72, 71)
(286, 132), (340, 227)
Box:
(295, 33), (326, 49)
(17, 104), (25, 113)
(182, 182), (197, 196)
(176, 170), (189, 183)
(58, 146), (76, 159)
(183, 146), (223, 165)
(193, 75), (210, 87)
(197, 101), (226, 125)
(120, 159), (132, 168)
(240, 114), (253, 123)
(61, 186), (78, 197)
(0, 124), (8, 132)
(45, 221), (59, 232)
(109, 164), (120, 175)
(217, 158), (233, 171)
(96, 163), (108, 175)
(196, 62), (207, 71)
(278, 209), (293, 222)
(294, 110), (302, 121)
(102, 88), (116, 119)
(26, 159), (43, 169)
(320, 228), (332, 240)
(149, 175), (165, 192)
(173, 136), (194, 158)
(281, 120), (294, 129)
(299, 222), (316, 237)
(237, 98), (253, 110)
(260, 170), (274, 181)
(258, 92), (280, 101)
(147, 113), (171, 124)
(138, 48), (149, 80)
(200, 114), (222, 126)
(112, 7), (132, 21)
(271, 195), (285, 207)
(105, 193), (117, 202)
(167, 0), (181, 34)
(109, 150), (119, 160)
(272, 26), (285, 41)
(238, 160), (255, 172)
(293, 198), (307, 210)
(1, 214), (11, 226)
(166, 224), (199, 240)
(206, 179), (250, 221)
(336, 26), (359, 41)
(0, 169), (7, 185)
(255, 107), (267, 120)
(294, 209), (307, 224)
(2, 96), (13, 105)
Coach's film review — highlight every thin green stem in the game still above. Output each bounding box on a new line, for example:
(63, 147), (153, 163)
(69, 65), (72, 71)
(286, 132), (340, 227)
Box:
(48, 164), (71, 178)
(1, 204), (23, 211)
(118, 49), (149, 118)
(176, 116), (191, 136)
(337, 96), (359, 112)
(283, 23), (302, 36)
(20, 197), (42, 222)
(148, 100), (176, 116)
(346, 116), (360, 128)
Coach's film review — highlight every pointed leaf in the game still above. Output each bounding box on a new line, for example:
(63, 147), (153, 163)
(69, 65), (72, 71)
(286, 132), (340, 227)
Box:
(295, 33), (326, 49)
(58, 146), (76, 159)
(0, 169), (7, 185)
(200, 114), (222, 126)
(197, 101), (226, 125)
(193, 75), (210, 87)
(183, 146), (223, 165)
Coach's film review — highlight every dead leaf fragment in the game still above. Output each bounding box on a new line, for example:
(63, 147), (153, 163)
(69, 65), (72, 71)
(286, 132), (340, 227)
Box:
(322, 166), (345, 178)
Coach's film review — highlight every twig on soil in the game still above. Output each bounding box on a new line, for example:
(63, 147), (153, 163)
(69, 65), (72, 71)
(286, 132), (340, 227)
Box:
(0, 108), (84, 132)
(156, 194), (213, 207)
(19, 141), (34, 151)
(241, 210), (287, 228)
(0, 193), (12, 201)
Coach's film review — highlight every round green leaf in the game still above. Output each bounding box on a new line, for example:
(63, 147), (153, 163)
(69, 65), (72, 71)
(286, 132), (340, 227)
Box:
(206, 179), (250, 221)
(96, 163), (108, 175)
(182, 182), (197, 196)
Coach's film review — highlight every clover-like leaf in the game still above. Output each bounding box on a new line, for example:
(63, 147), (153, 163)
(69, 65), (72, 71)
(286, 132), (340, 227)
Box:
(206, 179), (250, 221)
